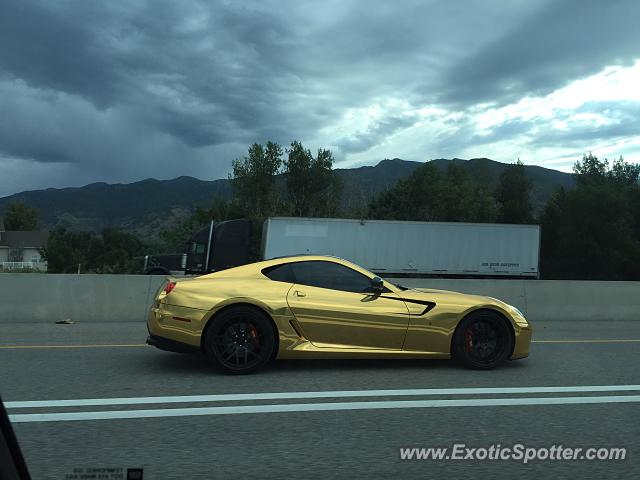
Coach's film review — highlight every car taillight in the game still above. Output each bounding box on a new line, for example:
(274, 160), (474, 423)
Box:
(164, 282), (176, 294)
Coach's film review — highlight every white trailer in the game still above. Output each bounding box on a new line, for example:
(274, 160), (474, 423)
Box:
(262, 217), (540, 278)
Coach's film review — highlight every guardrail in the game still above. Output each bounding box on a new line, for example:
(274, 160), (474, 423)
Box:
(0, 274), (638, 324)
(0, 261), (47, 271)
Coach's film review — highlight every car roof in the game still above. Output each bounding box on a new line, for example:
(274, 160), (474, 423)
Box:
(199, 254), (371, 279)
(265, 254), (346, 261)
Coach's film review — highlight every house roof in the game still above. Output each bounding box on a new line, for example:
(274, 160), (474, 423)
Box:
(0, 230), (49, 248)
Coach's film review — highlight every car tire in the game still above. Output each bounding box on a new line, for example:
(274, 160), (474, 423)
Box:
(452, 310), (514, 370)
(203, 306), (276, 375)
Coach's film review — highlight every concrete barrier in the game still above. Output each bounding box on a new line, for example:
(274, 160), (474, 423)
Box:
(0, 274), (166, 324)
(388, 278), (528, 314)
(388, 278), (640, 322)
(0, 274), (638, 323)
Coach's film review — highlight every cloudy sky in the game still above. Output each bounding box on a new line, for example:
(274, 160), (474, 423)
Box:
(1, 0), (639, 196)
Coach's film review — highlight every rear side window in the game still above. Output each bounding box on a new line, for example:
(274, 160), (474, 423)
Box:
(263, 260), (380, 293)
(291, 261), (372, 293)
(264, 260), (376, 293)
(262, 263), (296, 283)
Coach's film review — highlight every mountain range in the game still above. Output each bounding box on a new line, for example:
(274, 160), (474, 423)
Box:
(0, 158), (575, 237)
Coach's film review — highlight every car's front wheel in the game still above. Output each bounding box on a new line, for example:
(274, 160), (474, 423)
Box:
(452, 311), (514, 369)
(203, 306), (276, 374)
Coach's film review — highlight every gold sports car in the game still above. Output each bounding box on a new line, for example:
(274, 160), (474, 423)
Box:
(147, 255), (532, 374)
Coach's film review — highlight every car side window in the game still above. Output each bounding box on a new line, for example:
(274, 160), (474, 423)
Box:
(262, 263), (296, 283)
(290, 261), (373, 293)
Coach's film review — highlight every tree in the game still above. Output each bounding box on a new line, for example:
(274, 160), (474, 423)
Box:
(158, 214), (207, 253)
(284, 141), (341, 217)
(230, 142), (283, 218)
(367, 161), (497, 223)
(435, 163), (497, 222)
(609, 155), (640, 186)
(158, 198), (246, 252)
(573, 152), (608, 185)
(540, 153), (640, 280)
(93, 228), (147, 273)
(494, 159), (534, 224)
(41, 228), (101, 273)
(368, 162), (445, 220)
(3, 202), (39, 230)
(41, 228), (149, 273)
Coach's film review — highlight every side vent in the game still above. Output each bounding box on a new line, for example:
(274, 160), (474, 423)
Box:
(289, 319), (306, 339)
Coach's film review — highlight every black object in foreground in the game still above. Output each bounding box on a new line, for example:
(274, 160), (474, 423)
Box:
(0, 394), (31, 480)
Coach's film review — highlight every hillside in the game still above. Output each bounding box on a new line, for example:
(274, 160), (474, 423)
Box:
(0, 158), (574, 237)
(429, 158), (575, 210)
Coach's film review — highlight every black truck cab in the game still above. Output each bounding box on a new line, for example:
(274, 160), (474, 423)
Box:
(144, 218), (252, 276)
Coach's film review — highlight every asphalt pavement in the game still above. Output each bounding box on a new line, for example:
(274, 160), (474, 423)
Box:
(1, 319), (639, 479)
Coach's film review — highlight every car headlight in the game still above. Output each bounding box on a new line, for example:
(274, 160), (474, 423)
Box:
(507, 304), (530, 326)
(487, 297), (527, 323)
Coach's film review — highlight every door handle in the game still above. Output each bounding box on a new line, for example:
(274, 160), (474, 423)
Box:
(294, 290), (306, 297)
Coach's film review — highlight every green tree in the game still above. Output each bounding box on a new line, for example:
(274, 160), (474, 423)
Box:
(368, 162), (444, 220)
(42, 228), (149, 273)
(206, 196), (246, 222)
(230, 142), (283, 218)
(3, 202), (39, 230)
(158, 198), (246, 253)
(494, 159), (534, 224)
(284, 141), (341, 217)
(608, 155), (640, 185)
(573, 152), (608, 185)
(158, 215), (206, 253)
(367, 161), (496, 222)
(93, 228), (148, 273)
(435, 163), (497, 222)
(41, 228), (101, 273)
(540, 153), (640, 280)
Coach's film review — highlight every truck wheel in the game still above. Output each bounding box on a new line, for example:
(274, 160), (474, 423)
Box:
(203, 306), (276, 374)
(452, 311), (513, 369)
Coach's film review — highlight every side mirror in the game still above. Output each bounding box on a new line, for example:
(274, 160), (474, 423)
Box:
(371, 276), (384, 293)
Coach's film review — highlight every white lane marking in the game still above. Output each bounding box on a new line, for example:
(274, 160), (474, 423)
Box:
(9, 395), (640, 423)
(6, 384), (640, 408)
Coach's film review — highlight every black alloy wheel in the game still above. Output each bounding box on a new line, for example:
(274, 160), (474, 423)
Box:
(453, 311), (513, 369)
(204, 306), (276, 374)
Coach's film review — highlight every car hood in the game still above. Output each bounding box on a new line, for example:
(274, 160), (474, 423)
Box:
(398, 287), (498, 307)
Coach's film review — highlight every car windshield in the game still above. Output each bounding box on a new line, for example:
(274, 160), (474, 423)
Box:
(1, 1), (639, 479)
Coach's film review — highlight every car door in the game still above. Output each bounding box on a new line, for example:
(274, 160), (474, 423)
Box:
(284, 261), (410, 349)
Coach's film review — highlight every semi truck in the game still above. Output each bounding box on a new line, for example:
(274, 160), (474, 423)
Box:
(143, 219), (252, 275)
(144, 217), (540, 278)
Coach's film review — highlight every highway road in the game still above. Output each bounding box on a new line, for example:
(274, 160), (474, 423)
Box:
(1, 320), (639, 479)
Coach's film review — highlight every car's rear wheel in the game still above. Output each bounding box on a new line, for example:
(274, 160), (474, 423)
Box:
(452, 310), (513, 369)
(203, 306), (276, 374)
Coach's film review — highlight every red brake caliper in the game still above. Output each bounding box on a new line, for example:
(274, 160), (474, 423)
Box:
(464, 328), (473, 353)
(248, 325), (259, 348)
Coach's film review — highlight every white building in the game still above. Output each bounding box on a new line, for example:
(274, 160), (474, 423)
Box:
(0, 220), (48, 271)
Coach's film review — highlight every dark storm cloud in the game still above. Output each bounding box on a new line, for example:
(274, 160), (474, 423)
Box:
(0, 0), (311, 151)
(0, 0), (532, 159)
(0, 0), (638, 195)
(455, 118), (534, 149)
(336, 114), (418, 154)
(440, 0), (640, 107)
(0, 2), (121, 107)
